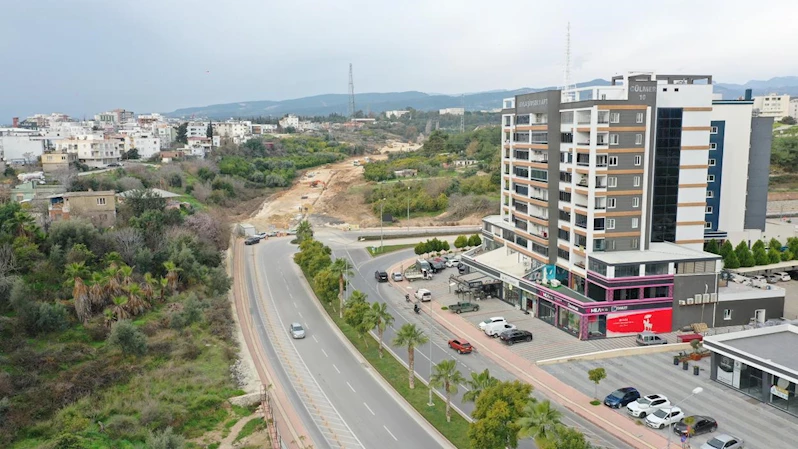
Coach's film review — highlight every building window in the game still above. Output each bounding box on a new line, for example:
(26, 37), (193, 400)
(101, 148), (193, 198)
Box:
(634, 155), (642, 166)
(710, 143), (717, 150)
(561, 132), (574, 143)
(707, 190), (714, 198)
(607, 198), (617, 209)
(557, 248), (570, 261)
(635, 134), (643, 145)
(711, 126), (718, 134)
(97, 197), (106, 205)
(707, 174), (715, 182)
(705, 222), (712, 229)
(608, 177), (617, 188)
(632, 218), (639, 229)
(709, 158), (716, 166)
(632, 197), (640, 208)
(633, 176), (641, 187)
(588, 259), (608, 276)
(558, 228), (570, 241)
(723, 309), (732, 320)
(636, 112), (644, 123)
(610, 134), (620, 145)
(631, 238), (639, 249)
(610, 112), (620, 123)
(706, 206), (713, 214)
(615, 264), (639, 277)
(559, 209), (571, 221)
(609, 156), (619, 166)
(607, 218), (616, 229)
(645, 263), (669, 276)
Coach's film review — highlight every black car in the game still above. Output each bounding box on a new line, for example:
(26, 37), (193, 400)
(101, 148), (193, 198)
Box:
(375, 270), (388, 282)
(673, 416), (717, 437)
(499, 329), (533, 345)
(244, 236), (261, 245)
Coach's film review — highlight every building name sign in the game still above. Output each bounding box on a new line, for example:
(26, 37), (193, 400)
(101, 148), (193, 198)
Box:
(518, 98), (548, 109)
(611, 305), (629, 312)
(629, 85), (657, 93)
(500, 273), (520, 288)
(590, 307), (610, 314)
(771, 385), (790, 401)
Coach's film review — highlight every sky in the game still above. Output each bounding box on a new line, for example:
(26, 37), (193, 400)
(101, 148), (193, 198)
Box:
(2, 0), (797, 121)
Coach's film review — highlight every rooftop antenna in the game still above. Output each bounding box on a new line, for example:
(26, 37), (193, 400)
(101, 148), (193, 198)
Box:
(348, 63), (356, 119)
(460, 94), (465, 133)
(563, 22), (575, 101)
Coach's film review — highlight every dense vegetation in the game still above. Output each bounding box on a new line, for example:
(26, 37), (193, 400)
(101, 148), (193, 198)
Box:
(708, 237), (797, 269)
(0, 191), (241, 448)
(770, 135), (798, 172)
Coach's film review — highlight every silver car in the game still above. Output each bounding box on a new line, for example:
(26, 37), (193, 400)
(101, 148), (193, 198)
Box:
(700, 434), (744, 449)
(290, 322), (305, 339)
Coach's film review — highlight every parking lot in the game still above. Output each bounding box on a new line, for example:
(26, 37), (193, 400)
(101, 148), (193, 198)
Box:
(542, 352), (797, 449)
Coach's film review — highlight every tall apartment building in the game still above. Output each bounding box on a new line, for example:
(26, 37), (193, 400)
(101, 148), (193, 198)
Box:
(186, 122), (210, 139)
(752, 93), (791, 120)
(55, 135), (123, 168)
(462, 73), (783, 340)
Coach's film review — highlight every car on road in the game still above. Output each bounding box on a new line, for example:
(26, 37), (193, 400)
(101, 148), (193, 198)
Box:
(445, 257), (461, 268)
(751, 275), (768, 284)
(478, 316), (506, 331)
(457, 263), (467, 274)
(448, 301), (480, 314)
(645, 406), (685, 429)
(774, 271), (792, 282)
(244, 236), (261, 245)
(626, 393), (670, 418)
(375, 270), (389, 282)
(701, 434), (744, 449)
(636, 331), (668, 346)
(107, 162), (122, 167)
(448, 339), (473, 354)
(499, 329), (533, 345)
(673, 415), (718, 437)
(289, 322), (305, 339)
(414, 288), (432, 302)
(254, 232), (268, 240)
(485, 322), (516, 337)
(392, 272), (403, 281)
(604, 387), (640, 409)
(286, 229), (297, 235)
(266, 230), (278, 237)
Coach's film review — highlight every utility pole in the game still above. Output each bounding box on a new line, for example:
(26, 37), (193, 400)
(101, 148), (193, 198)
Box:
(460, 94), (465, 133)
(380, 198), (385, 251)
(348, 63), (356, 119)
(406, 186), (411, 232)
(427, 339), (434, 407)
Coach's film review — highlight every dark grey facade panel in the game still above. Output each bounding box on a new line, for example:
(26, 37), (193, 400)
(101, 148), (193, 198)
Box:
(712, 296), (785, 327)
(608, 152), (644, 170)
(607, 172), (643, 190)
(544, 91), (562, 265)
(609, 110), (647, 127)
(606, 237), (639, 252)
(745, 117), (773, 230)
(607, 195), (640, 211)
(671, 273), (718, 328)
(615, 132), (646, 148)
(603, 215), (640, 233)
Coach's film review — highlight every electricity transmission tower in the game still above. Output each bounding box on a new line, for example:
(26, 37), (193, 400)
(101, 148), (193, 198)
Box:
(348, 63), (356, 118)
(460, 94), (465, 133)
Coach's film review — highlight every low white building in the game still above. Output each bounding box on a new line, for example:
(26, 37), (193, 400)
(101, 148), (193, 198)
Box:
(55, 135), (122, 168)
(124, 133), (161, 159)
(186, 137), (212, 158)
(385, 110), (410, 119)
(252, 124), (278, 135)
(213, 120), (252, 139)
(753, 93), (791, 120)
(439, 107), (465, 116)
(0, 132), (45, 163)
(279, 114), (299, 129)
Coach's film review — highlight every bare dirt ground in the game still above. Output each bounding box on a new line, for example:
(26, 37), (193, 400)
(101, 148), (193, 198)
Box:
(247, 141), (422, 231)
(769, 191), (798, 201)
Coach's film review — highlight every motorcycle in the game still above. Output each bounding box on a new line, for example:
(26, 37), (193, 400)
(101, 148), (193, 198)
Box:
(413, 304), (420, 314)
(405, 294), (411, 303)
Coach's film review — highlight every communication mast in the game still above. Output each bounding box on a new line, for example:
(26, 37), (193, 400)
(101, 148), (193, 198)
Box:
(563, 22), (576, 101)
(460, 94), (465, 133)
(348, 63), (356, 118)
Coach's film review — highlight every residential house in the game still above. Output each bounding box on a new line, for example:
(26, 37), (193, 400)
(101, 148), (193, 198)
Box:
(10, 181), (66, 204)
(48, 190), (117, 228)
(41, 150), (78, 173)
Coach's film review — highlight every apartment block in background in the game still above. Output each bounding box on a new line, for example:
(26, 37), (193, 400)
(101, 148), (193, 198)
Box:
(55, 135), (123, 168)
(752, 93), (791, 120)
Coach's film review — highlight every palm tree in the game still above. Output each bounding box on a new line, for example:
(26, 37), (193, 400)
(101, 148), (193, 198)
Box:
(366, 302), (394, 358)
(104, 265), (122, 298)
(328, 258), (353, 318)
(296, 220), (313, 243)
(103, 308), (116, 329)
(158, 277), (169, 302)
(65, 262), (91, 323)
(111, 295), (130, 321)
(392, 323), (428, 389)
(141, 273), (157, 302)
(517, 400), (562, 447)
(103, 251), (124, 268)
(118, 264), (134, 288)
(88, 271), (108, 311)
(163, 261), (180, 293)
(463, 368), (499, 403)
(430, 359), (465, 422)
(125, 283), (148, 316)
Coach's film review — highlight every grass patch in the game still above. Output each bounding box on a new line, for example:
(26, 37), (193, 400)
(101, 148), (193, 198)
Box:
(366, 243), (416, 257)
(590, 400), (601, 406)
(304, 270), (471, 449)
(234, 417), (266, 443)
(769, 174), (798, 191)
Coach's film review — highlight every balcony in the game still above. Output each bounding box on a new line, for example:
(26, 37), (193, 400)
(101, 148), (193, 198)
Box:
(575, 221), (588, 229)
(574, 203), (588, 210)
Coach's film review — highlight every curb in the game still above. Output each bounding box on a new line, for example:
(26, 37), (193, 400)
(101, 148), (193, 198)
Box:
(289, 255), (458, 449)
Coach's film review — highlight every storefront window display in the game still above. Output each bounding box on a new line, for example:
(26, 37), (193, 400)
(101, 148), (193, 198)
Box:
(539, 299), (556, 325)
(504, 284), (520, 307)
(558, 307), (580, 337)
(587, 315), (606, 338)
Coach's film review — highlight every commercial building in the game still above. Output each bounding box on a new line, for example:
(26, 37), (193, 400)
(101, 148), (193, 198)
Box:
(439, 107), (465, 116)
(705, 324), (798, 417)
(47, 190), (117, 228)
(753, 93), (791, 120)
(462, 73), (782, 340)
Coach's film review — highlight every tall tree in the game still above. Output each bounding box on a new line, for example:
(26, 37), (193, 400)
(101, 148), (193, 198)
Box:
(704, 239), (719, 255)
(587, 367), (606, 400)
(88, 271), (108, 311)
(176, 122), (188, 144)
(470, 380), (534, 449)
(296, 220), (313, 243)
(163, 261), (180, 293)
(430, 359), (465, 422)
(65, 262), (91, 323)
(366, 302), (394, 358)
(392, 323), (428, 389)
(554, 427), (593, 449)
(329, 258), (353, 319)
(516, 400), (562, 447)
(463, 368), (499, 403)
(111, 295), (130, 321)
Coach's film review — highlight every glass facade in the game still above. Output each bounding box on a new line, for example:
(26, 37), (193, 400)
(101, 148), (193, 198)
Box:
(538, 299), (556, 325)
(651, 108), (683, 243)
(713, 355), (798, 417)
(558, 308), (580, 337)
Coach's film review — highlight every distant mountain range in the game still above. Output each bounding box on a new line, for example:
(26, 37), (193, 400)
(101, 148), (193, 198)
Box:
(165, 77), (798, 119)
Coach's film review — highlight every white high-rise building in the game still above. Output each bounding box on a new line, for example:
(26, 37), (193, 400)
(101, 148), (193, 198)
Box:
(753, 93), (791, 120)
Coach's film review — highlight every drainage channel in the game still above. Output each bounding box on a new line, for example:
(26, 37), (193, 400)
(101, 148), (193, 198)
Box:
(250, 255), (364, 449)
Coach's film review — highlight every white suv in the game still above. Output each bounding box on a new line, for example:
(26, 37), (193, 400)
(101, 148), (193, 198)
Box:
(626, 394), (670, 418)
(644, 406), (684, 429)
(479, 317), (506, 331)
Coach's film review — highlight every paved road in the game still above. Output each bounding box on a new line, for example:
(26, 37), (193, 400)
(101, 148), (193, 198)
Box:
(319, 229), (634, 449)
(242, 238), (446, 449)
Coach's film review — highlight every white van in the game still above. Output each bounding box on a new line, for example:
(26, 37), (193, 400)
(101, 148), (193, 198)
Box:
(415, 288), (432, 302)
(484, 322), (516, 337)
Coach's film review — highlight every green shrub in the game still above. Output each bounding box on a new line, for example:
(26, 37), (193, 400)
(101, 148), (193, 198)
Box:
(467, 234), (482, 247)
(146, 426), (185, 449)
(454, 235), (468, 249)
(105, 414), (142, 440)
(107, 320), (148, 356)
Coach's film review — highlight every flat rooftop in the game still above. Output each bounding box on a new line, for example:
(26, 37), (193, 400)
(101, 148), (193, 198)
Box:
(472, 246), (528, 278)
(719, 280), (785, 301)
(590, 242), (720, 265)
(706, 325), (798, 374)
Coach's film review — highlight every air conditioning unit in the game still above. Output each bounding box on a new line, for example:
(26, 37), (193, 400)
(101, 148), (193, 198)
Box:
(702, 293), (710, 303)
(686, 298), (695, 305)
(694, 294), (702, 303)
(678, 300), (687, 306)
(709, 293), (717, 303)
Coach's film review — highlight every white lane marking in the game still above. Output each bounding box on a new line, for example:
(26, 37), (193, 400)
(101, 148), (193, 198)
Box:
(312, 335), (319, 343)
(293, 301), (297, 308)
(333, 364), (341, 374)
(298, 312), (303, 318)
(347, 381), (356, 393)
(321, 348), (329, 358)
(459, 383), (470, 391)
(364, 402), (375, 415)
(383, 425), (398, 441)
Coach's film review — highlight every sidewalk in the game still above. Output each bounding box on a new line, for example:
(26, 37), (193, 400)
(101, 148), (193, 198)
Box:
(389, 257), (669, 449)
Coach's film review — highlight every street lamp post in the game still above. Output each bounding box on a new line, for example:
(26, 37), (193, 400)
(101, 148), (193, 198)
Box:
(666, 386), (703, 448)
(406, 186), (411, 232)
(380, 198), (385, 252)
(427, 339), (434, 407)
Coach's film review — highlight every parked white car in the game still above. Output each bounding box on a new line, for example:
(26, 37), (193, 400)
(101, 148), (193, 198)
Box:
(644, 406), (684, 429)
(627, 394), (670, 418)
(700, 434), (744, 449)
(478, 316), (506, 331)
(485, 322), (517, 337)
(774, 271), (792, 282)
(445, 257), (461, 268)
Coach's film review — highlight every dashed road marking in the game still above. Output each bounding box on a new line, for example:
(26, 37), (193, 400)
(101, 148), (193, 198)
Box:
(383, 425), (398, 441)
(347, 381), (356, 393)
(364, 402), (375, 415)
(333, 364), (341, 374)
(322, 348), (329, 358)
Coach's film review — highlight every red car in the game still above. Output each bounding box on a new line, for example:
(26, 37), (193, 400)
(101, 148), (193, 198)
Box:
(448, 338), (474, 354)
